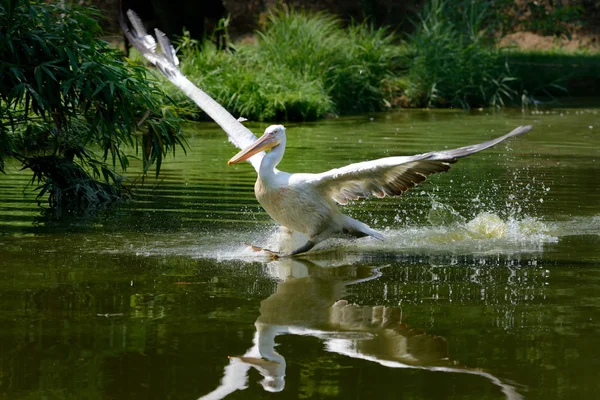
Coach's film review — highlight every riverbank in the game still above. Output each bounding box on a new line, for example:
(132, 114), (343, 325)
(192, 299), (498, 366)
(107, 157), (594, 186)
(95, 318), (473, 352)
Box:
(147, 7), (599, 122)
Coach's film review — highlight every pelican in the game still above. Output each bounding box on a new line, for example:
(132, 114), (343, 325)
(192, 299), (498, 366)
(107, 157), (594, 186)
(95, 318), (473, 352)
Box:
(121, 11), (532, 257)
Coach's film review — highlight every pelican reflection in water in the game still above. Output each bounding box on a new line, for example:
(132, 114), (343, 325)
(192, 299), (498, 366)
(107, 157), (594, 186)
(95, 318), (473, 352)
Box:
(197, 258), (523, 400)
(121, 12), (532, 257)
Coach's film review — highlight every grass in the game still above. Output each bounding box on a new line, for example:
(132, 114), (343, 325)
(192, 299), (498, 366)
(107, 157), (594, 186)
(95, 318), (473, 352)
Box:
(158, 2), (600, 121)
(166, 8), (399, 121)
(401, 0), (516, 109)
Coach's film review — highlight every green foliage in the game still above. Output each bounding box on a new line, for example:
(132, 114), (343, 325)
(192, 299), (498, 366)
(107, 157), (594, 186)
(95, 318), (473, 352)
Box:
(0, 0), (186, 211)
(168, 2), (588, 114)
(176, 40), (331, 121)
(410, 0), (584, 40)
(403, 0), (516, 108)
(401, 0), (588, 108)
(257, 10), (399, 115)
(173, 8), (399, 121)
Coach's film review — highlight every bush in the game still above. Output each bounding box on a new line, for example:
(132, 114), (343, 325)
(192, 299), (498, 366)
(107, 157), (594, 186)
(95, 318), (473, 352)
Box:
(402, 0), (516, 108)
(172, 8), (399, 121)
(176, 40), (331, 121)
(0, 0), (186, 211)
(257, 10), (400, 115)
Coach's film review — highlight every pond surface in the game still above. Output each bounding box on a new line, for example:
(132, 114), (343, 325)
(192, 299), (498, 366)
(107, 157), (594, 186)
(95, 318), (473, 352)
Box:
(0, 108), (599, 400)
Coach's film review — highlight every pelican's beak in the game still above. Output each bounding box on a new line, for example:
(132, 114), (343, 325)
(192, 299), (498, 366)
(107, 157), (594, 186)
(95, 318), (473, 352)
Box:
(228, 134), (279, 165)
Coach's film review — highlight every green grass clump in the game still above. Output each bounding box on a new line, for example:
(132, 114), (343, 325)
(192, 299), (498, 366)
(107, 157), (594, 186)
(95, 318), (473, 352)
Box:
(256, 10), (399, 115)
(162, 2), (598, 116)
(177, 43), (331, 121)
(172, 9), (399, 121)
(403, 0), (515, 108)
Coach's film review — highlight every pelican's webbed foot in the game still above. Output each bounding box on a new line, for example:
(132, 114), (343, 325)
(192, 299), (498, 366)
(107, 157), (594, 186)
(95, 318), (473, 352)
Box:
(244, 240), (315, 258)
(244, 242), (282, 258)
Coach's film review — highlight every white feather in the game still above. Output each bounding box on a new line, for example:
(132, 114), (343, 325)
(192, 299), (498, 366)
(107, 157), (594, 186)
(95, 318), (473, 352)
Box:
(121, 10), (264, 172)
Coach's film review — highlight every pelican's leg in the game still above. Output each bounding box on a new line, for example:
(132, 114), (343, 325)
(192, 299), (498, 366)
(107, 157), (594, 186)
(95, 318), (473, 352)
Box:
(248, 239), (316, 259)
(247, 229), (319, 258)
(245, 242), (264, 252)
(283, 231), (332, 257)
(288, 240), (316, 256)
(246, 226), (293, 254)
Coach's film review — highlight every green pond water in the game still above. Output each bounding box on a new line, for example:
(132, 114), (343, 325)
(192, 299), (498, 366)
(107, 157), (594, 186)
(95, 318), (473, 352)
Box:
(0, 108), (599, 400)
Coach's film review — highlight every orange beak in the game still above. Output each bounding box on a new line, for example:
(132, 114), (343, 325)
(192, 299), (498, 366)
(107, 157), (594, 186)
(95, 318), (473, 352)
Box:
(228, 133), (280, 165)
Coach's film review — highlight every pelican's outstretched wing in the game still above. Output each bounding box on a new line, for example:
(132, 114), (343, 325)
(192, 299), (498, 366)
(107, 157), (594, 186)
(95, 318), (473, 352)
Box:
(120, 10), (264, 172)
(308, 125), (532, 205)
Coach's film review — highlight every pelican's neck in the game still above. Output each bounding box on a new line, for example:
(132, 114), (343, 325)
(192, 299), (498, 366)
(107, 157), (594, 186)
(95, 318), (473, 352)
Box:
(255, 322), (286, 391)
(258, 136), (286, 182)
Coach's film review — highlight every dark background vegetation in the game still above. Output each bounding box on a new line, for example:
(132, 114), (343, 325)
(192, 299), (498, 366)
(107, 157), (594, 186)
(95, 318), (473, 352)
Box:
(92, 0), (600, 40)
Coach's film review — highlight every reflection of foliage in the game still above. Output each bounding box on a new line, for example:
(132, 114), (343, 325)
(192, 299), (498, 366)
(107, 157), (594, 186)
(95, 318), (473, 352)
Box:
(0, 0), (186, 211)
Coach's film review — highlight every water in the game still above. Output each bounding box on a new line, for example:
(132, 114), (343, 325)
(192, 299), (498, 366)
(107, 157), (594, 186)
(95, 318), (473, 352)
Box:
(0, 108), (599, 399)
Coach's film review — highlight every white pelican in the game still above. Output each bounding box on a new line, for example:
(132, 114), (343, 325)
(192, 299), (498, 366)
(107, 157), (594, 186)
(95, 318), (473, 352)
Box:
(121, 11), (532, 256)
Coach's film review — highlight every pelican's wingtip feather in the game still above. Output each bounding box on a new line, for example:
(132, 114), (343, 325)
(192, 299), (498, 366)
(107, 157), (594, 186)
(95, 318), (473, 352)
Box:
(126, 10), (147, 37)
(154, 28), (180, 67)
(508, 125), (533, 138)
(123, 10), (156, 54)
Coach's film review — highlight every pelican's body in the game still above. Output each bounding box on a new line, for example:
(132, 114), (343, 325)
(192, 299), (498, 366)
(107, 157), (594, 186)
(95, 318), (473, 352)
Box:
(256, 169), (358, 240)
(255, 174), (333, 237)
(255, 176), (351, 240)
(227, 124), (387, 254)
(122, 11), (532, 256)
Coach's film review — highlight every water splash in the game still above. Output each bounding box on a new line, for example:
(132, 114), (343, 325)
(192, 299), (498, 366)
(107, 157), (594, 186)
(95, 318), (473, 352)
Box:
(377, 211), (556, 256)
(189, 210), (557, 260)
(104, 206), (564, 262)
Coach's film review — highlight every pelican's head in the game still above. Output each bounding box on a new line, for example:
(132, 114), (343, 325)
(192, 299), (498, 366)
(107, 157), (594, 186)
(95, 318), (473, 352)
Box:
(228, 125), (286, 165)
